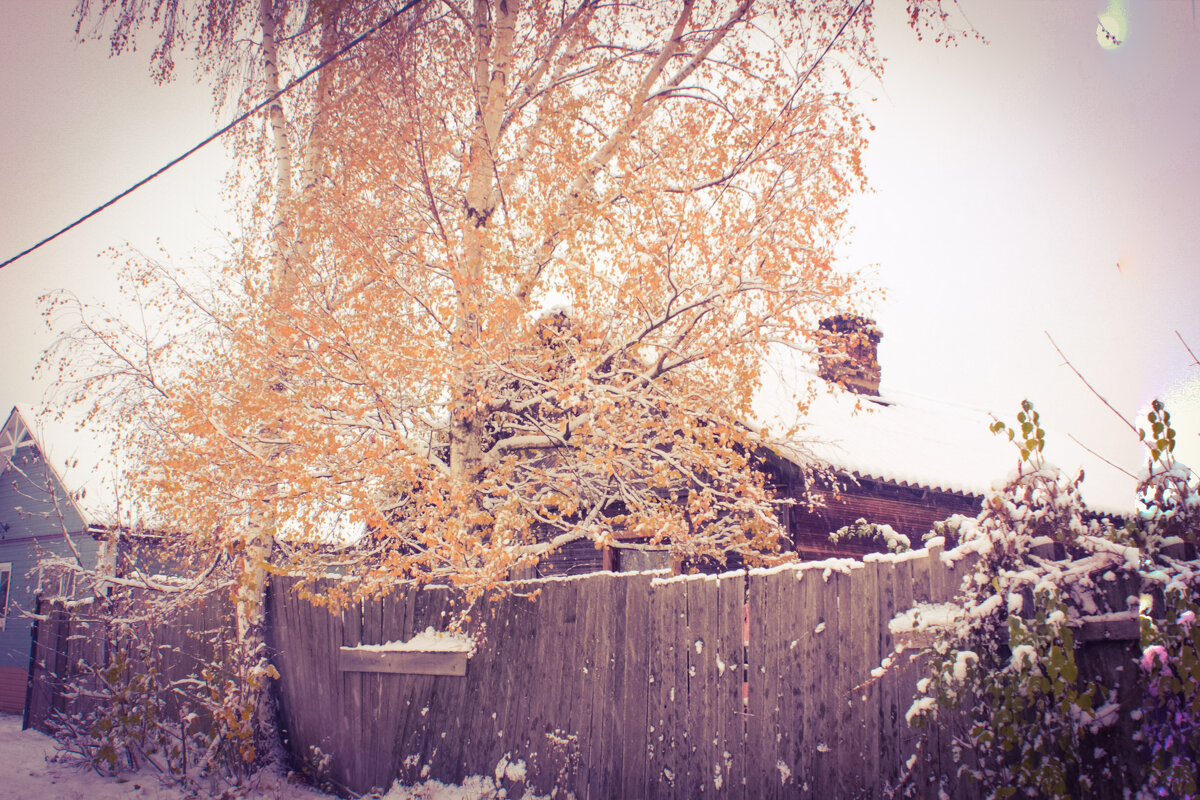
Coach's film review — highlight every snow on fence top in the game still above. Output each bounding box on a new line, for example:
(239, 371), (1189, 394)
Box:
(349, 627), (475, 655)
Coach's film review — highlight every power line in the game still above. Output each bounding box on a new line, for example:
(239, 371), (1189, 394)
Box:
(0, 0), (420, 272)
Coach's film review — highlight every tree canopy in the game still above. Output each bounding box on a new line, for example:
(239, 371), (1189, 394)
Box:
(55, 0), (965, 602)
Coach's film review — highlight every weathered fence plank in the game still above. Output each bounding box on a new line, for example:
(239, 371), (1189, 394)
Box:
(872, 555), (901, 795)
(268, 577), (297, 756)
(833, 563), (860, 797)
(598, 574), (627, 796)
(859, 559), (882, 797)
(745, 571), (768, 797)
(766, 568), (791, 799)
(619, 573), (653, 799)
(359, 594), (385, 791)
(340, 597), (366, 789)
(545, 578), (583, 794)
(390, 587), (424, 786)
(690, 576), (717, 797)
(680, 576), (701, 795)
(817, 566), (844, 797)
(429, 590), (475, 784)
(773, 568), (804, 796)
(595, 574), (618, 796)
(524, 580), (561, 793)
(646, 576), (674, 799)
(796, 566), (824, 795)
(717, 570), (746, 800)
(482, 590), (520, 781)
(565, 575), (596, 796)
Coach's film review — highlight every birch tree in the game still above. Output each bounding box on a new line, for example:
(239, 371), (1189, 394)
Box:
(61, 0), (969, 592)
(65, 0), (367, 764)
(47, 0), (966, 767)
(60, 0), (965, 594)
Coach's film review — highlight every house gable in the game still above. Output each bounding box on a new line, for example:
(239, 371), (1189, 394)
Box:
(0, 407), (100, 713)
(1, 408), (88, 540)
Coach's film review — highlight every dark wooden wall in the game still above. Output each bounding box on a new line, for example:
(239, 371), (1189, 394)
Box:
(763, 451), (982, 560)
(790, 479), (981, 560)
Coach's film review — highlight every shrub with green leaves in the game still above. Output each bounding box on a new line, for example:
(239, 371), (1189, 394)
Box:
(1138, 582), (1200, 798)
(830, 517), (912, 553)
(900, 401), (1141, 799)
(47, 595), (280, 795)
(1133, 400), (1199, 553)
(50, 640), (186, 777)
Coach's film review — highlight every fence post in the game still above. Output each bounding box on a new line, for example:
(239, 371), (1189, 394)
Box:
(21, 593), (44, 730)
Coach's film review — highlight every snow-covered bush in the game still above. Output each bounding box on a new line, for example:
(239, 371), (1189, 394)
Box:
(46, 588), (279, 795)
(1137, 584), (1200, 799)
(192, 637), (281, 773)
(1131, 400), (1200, 798)
(50, 642), (182, 776)
(1133, 400), (1200, 553)
(898, 400), (1154, 798)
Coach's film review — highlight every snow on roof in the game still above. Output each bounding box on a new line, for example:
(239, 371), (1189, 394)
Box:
(8, 341), (1143, 541)
(754, 364), (1137, 514)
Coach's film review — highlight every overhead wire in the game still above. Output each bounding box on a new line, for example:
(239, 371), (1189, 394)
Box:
(0, 0), (422, 272)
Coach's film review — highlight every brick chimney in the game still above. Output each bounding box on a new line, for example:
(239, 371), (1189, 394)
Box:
(817, 314), (882, 396)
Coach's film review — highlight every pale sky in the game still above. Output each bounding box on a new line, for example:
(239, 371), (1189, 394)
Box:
(1, 0), (1197, 511)
(834, 0), (1200, 508)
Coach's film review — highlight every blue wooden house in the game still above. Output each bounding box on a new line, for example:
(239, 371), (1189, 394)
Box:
(0, 407), (103, 714)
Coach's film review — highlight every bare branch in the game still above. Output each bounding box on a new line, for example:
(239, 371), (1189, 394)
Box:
(1045, 331), (1139, 436)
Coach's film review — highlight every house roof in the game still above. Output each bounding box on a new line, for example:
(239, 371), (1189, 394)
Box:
(7, 350), (1141, 542)
(754, 365), (1136, 514)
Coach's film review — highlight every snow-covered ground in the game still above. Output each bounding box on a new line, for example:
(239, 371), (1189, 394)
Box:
(0, 714), (541, 800)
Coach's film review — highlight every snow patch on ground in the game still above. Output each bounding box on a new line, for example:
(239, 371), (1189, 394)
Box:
(0, 713), (326, 800)
(379, 774), (546, 799)
(0, 715), (547, 800)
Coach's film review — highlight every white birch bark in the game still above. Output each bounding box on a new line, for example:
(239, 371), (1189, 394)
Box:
(450, 0), (518, 487)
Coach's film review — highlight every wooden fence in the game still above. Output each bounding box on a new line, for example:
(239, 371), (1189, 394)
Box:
(26, 587), (236, 738)
(27, 543), (1150, 798)
(267, 546), (987, 798)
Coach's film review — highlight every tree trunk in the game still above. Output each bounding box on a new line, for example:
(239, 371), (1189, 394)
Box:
(232, 0), (301, 768)
(259, 0), (295, 300)
(235, 508), (281, 766)
(450, 0), (517, 489)
(299, 0), (342, 195)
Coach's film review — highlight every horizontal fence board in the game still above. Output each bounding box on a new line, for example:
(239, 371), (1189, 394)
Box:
(1076, 614), (1140, 642)
(338, 647), (468, 676)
